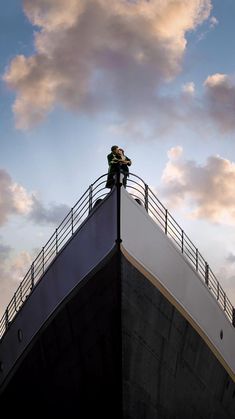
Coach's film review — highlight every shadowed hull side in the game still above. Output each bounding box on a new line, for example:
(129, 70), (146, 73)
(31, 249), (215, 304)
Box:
(0, 252), (122, 418)
(1, 251), (235, 418)
(122, 257), (235, 419)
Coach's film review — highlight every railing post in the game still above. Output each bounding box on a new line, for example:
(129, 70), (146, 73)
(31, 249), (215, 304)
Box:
(165, 209), (168, 234)
(181, 230), (184, 253)
(31, 262), (34, 289)
(145, 183), (149, 212)
(20, 282), (23, 302)
(89, 185), (93, 213)
(42, 247), (45, 274)
(196, 248), (198, 271)
(232, 307), (235, 327)
(205, 262), (209, 286)
(56, 228), (58, 253)
(5, 308), (9, 330)
(71, 208), (74, 235)
(14, 292), (17, 312)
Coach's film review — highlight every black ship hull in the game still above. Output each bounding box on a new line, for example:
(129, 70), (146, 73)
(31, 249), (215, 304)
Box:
(1, 178), (235, 418)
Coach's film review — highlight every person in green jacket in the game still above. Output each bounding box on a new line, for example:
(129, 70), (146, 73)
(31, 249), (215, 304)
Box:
(106, 145), (120, 189)
(105, 145), (131, 189)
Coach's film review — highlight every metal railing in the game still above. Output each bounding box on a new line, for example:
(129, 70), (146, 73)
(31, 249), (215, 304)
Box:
(0, 174), (110, 340)
(126, 173), (235, 327)
(0, 172), (234, 341)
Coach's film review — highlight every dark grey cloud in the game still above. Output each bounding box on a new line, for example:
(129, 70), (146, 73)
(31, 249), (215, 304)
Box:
(226, 253), (235, 264)
(29, 196), (70, 225)
(0, 168), (70, 227)
(203, 73), (235, 133)
(0, 242), (12, 261)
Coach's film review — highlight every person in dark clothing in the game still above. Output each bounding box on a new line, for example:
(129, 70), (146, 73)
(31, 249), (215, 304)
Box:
(105, 146), (132, 189)
(105, 145), (121, 189)
(117, 148), (132, 188)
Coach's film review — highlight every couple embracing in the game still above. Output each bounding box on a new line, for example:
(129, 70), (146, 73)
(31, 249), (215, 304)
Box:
(106, 145), (132, 189)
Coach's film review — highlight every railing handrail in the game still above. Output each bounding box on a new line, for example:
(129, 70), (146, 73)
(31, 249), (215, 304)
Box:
(0, 172), (234, 341)
(0, 173), (110, 340)
(126, 173), (235, 327)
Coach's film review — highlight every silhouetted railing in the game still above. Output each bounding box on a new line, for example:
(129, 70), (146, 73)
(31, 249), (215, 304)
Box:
(126, 173), (235, 327)
(0, 174), (109, 340)
(0, 172), (234, 341)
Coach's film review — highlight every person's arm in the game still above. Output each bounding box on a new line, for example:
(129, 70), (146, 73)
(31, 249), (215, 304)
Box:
(110, 156), (120, 164)
(108, 153), (119, 165)
(125, 156), (132, 166)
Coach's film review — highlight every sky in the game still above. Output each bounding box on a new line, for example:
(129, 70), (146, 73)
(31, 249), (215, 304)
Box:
(1, 0), (235, 318)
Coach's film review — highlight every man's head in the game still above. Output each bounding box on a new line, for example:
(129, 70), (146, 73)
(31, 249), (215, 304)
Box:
(111, 145), (118, 152)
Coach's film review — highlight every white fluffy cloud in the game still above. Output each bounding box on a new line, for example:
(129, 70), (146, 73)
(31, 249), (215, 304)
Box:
(161, 147), (235, 224)
(0, 169), (33, 225)
(3, 0), (212, 129)
(0, 168), (69, 227)
(182, 81), (195, 95)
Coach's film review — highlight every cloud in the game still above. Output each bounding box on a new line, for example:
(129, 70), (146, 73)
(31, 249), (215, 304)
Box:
(196, 13), (218, 41)
(182, 81), (195, 95)
(0, 243), (12, 261)
(0, 169), (33, 226)
(0, 168), (70, 227)
(227, 253), (235, 264)
(203, 73), (235, 133)
(160, 147), (235, 224)
(29, 195), (70, 225)
(0, 242), (32, 317)
(216, 261), (235, 306)
(174, 72), (235, 136)
(167, 145), (183, 160)
(3, 0), (212, 129)
(209, 15), (218, 28)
